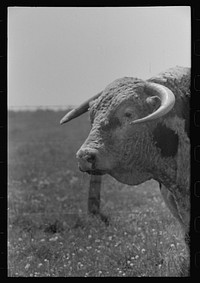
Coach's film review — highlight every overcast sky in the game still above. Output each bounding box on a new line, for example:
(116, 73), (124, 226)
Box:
(8, 6), (191, 109)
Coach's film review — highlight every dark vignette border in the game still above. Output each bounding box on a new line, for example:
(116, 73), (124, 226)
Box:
(1, 0), (199, 278)
(191, 1), (200, 278)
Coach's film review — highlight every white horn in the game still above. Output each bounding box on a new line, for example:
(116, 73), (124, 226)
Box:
(131, 83), (175, 124)
(60, 92), (102, 125)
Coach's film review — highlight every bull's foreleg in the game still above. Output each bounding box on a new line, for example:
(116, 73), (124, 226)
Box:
(159, 183), (185, 229)
(159, 183), (190, 276)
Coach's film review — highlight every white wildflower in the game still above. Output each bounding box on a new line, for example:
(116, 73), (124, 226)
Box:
(49, 236), (58, 242)
(25, 263), (30, 270)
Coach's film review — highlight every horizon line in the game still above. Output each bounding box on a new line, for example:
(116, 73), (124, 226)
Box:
(8, 105), (77, 111)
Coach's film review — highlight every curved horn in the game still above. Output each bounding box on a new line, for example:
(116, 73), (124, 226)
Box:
(131, 82), (175, 125)
(60, 92), (102, 125)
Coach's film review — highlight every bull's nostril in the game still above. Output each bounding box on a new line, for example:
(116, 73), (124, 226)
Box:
(86, 153), (96, 164)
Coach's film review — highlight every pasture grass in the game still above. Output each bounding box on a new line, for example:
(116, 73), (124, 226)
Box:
(8, 110), (189, 277)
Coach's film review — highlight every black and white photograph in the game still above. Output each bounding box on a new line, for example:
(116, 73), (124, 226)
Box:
(8, 6), (191, 277)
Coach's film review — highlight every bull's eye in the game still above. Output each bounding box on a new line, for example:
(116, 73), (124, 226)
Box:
(124, 111), (132, 118)
(101, 117), (121, 131)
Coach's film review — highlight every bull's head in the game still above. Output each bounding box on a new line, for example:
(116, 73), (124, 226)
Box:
(60, 77), (175, 185)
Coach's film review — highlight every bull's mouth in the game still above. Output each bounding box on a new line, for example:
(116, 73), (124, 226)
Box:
(85, 169), (106, 175)
(79, 166), (106, 175)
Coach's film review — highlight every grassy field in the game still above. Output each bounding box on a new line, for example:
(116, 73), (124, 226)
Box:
(8, 110), (189, 277)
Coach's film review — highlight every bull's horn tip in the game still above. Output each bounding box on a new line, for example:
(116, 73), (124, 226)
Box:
(60, 118), (67, 125)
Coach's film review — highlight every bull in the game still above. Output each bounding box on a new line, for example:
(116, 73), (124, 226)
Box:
(60, 66), (190, 258)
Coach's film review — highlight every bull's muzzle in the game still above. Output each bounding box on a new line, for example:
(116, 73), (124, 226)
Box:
(76, 148), (99, 173)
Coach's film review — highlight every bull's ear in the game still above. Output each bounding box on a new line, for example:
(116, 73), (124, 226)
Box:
(146, 95), (161, 108)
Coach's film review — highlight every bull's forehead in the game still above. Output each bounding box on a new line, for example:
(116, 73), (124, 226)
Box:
(89, 77), (144, 121)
